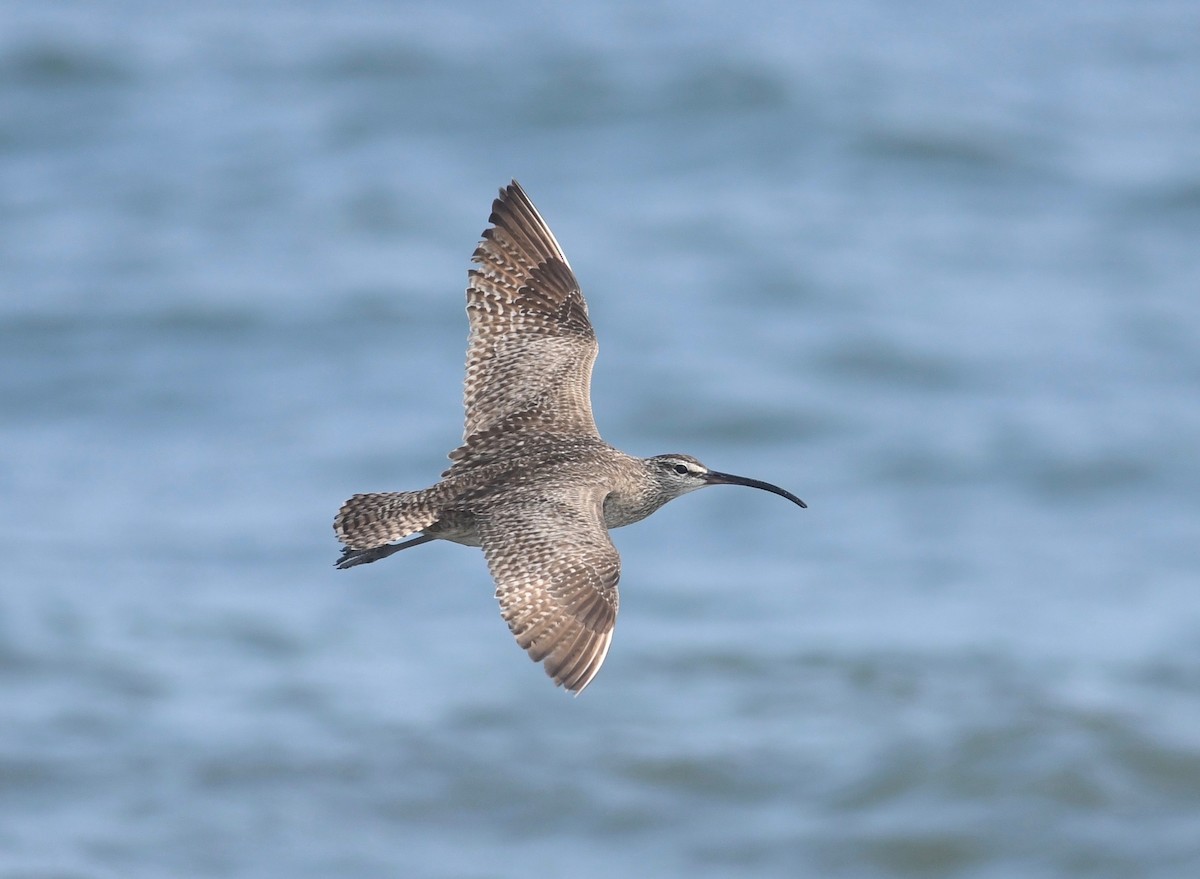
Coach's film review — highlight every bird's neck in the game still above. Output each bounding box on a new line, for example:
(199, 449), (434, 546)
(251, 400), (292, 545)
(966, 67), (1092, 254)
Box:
(601, 464), (671, 530)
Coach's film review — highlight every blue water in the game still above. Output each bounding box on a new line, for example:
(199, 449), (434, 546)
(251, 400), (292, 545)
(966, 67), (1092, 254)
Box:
(3, 2), (1200, 876)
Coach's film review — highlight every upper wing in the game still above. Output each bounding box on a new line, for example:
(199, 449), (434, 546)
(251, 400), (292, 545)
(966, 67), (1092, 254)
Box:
(477, 487), (619, 694)
(453, 181), (600, 464)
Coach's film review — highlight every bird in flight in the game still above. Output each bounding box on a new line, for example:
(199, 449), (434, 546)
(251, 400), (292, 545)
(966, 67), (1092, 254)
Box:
(334, 181), (806, 693)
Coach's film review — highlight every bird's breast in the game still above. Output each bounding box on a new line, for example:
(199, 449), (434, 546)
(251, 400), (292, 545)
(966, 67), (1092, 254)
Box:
(602, 490), (660, 530)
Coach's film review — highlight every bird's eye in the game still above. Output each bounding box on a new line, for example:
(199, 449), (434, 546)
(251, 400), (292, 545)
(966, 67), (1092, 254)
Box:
(673, 463), (690, 475)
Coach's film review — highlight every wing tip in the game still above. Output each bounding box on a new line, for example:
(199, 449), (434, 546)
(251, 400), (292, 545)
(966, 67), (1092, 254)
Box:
(557, 629), (614, 695)
(490, 178), (528, 223)
(480, 179), (572, 271)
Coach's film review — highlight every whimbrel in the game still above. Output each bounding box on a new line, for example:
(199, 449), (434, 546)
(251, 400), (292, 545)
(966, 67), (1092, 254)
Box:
(334, 181), (806, 693)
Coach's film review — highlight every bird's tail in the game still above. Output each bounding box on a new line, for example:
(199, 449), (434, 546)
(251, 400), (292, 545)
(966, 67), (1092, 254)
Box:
(333, 490), (441, 549)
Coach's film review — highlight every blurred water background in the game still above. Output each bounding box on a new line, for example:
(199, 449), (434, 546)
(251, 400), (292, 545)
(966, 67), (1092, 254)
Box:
(3, 2), (1200, 877)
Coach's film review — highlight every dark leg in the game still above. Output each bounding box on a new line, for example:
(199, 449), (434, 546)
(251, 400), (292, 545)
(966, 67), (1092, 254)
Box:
(335, 534), (436, 570)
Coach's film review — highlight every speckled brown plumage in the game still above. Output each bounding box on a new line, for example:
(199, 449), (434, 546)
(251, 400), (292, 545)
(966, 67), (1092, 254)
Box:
(333, 181), (806, 694)
(479, 489), (618, 693)
(452, 181), (598, 468)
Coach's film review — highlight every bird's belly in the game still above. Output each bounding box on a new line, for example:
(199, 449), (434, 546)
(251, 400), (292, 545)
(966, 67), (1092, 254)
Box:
(426, 517), (482, 547)
(438, 531), (482, 548)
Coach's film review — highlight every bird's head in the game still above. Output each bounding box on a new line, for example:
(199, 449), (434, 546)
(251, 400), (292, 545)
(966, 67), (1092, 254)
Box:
(645, 454), (807, 508)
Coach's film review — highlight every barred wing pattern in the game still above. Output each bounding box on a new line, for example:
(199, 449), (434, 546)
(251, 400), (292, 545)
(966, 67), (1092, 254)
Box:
(478, 488), (620, 694)
(452, 181), (599, 465)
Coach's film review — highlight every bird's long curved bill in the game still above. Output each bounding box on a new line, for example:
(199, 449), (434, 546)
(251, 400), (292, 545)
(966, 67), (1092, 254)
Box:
(704, 471), (807, 508)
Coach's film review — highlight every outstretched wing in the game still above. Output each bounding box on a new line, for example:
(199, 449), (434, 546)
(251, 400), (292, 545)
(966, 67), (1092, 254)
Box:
(477, 487), (619, 694)
(452, 181), (599, 465)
